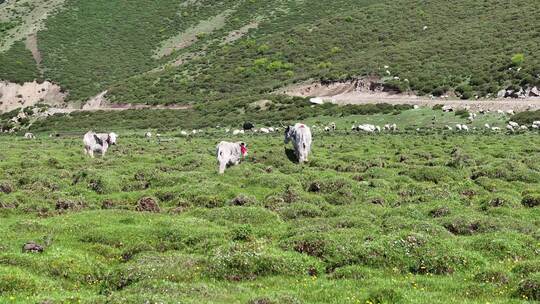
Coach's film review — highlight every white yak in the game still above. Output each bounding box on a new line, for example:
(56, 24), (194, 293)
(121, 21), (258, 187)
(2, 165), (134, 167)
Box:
(83, 131), (118, 158)
(216, 141), (247, 174)
(284, 123), (312, 163)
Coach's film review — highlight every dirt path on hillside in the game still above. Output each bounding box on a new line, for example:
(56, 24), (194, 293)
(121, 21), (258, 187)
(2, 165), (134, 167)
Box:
(24, 34), (43, 75)
(281, 79), (540, 112)
(327, 93), (540, 112)
(81, 104), (193, 111)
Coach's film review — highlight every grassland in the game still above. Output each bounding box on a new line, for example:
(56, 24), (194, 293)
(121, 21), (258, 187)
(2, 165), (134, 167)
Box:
(1, 109), (539, 303)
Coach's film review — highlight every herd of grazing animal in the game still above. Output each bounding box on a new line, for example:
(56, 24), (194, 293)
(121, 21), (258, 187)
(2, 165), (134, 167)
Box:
(15, 115), (540, 173)
(76, 123), (312, 173)
(217, 123), (312, 173)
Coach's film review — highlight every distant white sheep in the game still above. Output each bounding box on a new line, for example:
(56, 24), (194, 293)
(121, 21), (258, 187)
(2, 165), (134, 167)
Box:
(455, 124), (468, 132)
(357, 124), (376, 133)
(442, 105), (453, 112)
(383, 124), (397, 132)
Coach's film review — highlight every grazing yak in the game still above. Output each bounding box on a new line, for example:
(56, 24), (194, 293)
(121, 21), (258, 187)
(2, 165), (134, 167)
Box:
(83, 131), (118, 158)
(216, 141), (247, 174)
(243, 122), (254, 131)
(284, 123), (312, 163)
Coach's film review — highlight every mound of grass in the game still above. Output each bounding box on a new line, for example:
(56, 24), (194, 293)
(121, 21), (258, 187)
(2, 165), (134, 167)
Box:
(516, 273), (540, 301)
(208, 241), (323, 280)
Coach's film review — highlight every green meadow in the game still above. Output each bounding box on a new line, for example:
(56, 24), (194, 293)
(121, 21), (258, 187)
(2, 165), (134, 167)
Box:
(1, 110), (539, 303)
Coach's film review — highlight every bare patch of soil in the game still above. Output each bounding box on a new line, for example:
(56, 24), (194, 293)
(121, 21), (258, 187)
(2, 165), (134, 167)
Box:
(0, 80), (66, 112)
(221, 20), (259, 45)
(153, 10), (233, 59)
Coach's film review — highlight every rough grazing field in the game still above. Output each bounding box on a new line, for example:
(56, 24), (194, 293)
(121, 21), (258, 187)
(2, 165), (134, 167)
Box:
(1, 127), (539, 303)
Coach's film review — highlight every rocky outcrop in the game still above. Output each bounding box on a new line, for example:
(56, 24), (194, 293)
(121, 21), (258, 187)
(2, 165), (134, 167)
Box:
(498, 86), (540, 99)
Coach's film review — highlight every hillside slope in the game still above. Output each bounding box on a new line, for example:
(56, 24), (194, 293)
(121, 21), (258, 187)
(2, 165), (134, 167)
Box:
(1, 0), (539, 105)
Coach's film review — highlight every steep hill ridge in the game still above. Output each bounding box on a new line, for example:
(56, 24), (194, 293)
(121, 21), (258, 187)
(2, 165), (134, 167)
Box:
(0, 0), (539, 108)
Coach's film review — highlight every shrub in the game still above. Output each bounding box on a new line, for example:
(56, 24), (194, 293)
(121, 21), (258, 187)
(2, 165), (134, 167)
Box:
(208, 241), (322, 280)
(515, 273), (540, 301)
(283, 233), (328, 258)
(365, 288), (403, 304)
(443, 216), (497, 236)
(103, 253), (204, 291)
(513, 260), (540, 278)
(231, 225), (254, 242)
(447, 148), (475, 168)
(405, 166), (455, 183)
(429, 206), (450, 218)
(0, 181), (14, 194)
(454, 109), (470, 118)
(513, 110), (540, 125)
(511, 53), (525, 66)
(474, 269), (509, 285)
(329, 265), (372, 280)
(521, 193), (540, 208)
(278, 202), (323, 219)
(0, 269), (40, 294)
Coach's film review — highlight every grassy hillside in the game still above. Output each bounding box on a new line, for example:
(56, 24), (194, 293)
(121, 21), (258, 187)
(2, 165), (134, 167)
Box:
(1, 126), (539, 303)
(1, 0), (539, 104)
(0, 40), (41, 83)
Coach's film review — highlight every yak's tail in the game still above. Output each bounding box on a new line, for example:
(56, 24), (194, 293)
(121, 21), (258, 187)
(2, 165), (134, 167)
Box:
(217, 147), (226, 173)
